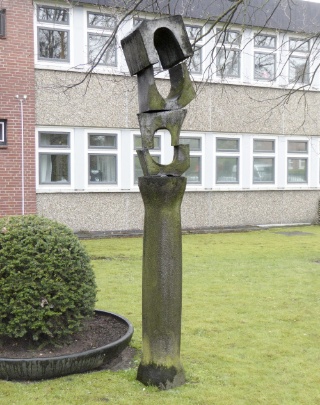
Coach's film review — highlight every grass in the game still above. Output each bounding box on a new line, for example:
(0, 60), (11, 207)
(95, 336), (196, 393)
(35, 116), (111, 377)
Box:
(1, 226), (320, 404)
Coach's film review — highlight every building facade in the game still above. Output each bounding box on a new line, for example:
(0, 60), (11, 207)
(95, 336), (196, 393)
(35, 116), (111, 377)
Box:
(0, 0), (36, 217)
(2, 0), (320, 231)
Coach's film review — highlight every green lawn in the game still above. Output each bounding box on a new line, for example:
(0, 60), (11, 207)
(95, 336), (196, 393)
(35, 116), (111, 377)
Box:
(1, 226), (320, 405)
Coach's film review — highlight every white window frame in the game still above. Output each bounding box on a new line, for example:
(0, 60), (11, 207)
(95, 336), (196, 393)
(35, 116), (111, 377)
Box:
(286, 138), (309, 185)
(131, 130), (163, 188)
(253, 32), (277, 83)
(215, 135), (241, 187)
(35, 2), (73, 68)
(251, 137), (277, 186)
(288, 36), (310, 85)
(0, 120), (7, 145)
(86, 129), (119, 190)
(0, 9), (6, 38)
(185, 24), (204, 75)
(37, 128), (74, 190)
(179, 133), (204, 186)
(215, 28), (242, 80)
(86, 10), (118, 71)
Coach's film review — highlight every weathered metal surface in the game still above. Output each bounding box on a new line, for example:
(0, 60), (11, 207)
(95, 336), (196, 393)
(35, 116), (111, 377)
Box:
(137, 62), (196, 112)
(121, 15), (195, 390)
(138, 109), (187, 148)
(137, 176), (186, 389)
(121, 15), (193, 76)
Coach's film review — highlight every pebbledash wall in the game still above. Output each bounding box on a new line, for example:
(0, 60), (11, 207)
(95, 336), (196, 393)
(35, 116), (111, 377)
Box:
(34, 0), (320, 232)
(0, 0), (36, 217)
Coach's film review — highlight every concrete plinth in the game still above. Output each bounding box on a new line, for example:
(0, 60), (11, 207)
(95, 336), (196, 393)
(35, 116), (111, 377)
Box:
(137, 176), (186, 389)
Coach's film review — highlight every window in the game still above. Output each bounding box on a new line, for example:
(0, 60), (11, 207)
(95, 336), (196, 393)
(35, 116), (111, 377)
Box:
(88, 133), (117, 183)
(39, 132), (70, 184)
(180, 137), (202, 183)
(37, 5), (69, 61)
(289, 38), (310, 84)
(87, 12), (117, 66)
(216, 138), (240, 183)
(254, 34), (276, 81)
(0, 10), (6, 38)
(186, 25), (203, 74)
(253, 139), (275, 183)
(216, 30), (241, 78)
(133, 134), (161, 183)
(287, 140), (308, 183)
(0, 120), (7, 146)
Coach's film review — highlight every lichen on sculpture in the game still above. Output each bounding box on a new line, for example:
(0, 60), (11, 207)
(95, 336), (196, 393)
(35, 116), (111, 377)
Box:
(121, 14), (196, 390)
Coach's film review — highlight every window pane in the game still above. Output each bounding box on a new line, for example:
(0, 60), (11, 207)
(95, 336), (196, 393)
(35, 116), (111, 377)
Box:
(39, 29), (68, 60)
(0, 122), (4, 142)
(39, 154), (69, 184)
(254, 53), (275, 81)
(87, 12), (116, 29)
(180, 137), (201, 151)
(288, 141), (308, 153)
(189, 46), (202, 73)
(253, 158), (274, 183)
(254, 34), (276, 48)
(217, 48), (240, 77)
(287, 158), (307, 183)
(134, 135), (160, 149)
(217, 30), (241, 45)
(185, 25), (202, 40)
(216, 157), (239, 183)
(217, 138), (239, 152)
(39, 132), (69, 147)
(88, 34), (116, 66)
(89, 155), (117, 183)
(37, 6), (69, 23)
(185, 157), (201, 184)
(289, 38), (309, 52)
(134, 155), (160, 183)
(253, 140), (275, 152)
(289, 57), (309, 84)
(0, 10), (6, 37)
(89, 134), (117, 148)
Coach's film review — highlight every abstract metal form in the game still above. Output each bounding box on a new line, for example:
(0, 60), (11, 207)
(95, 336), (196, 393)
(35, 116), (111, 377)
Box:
(121, 15), (196, 390)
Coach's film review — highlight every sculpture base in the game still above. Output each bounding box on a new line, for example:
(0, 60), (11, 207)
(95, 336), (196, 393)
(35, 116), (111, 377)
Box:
(137, 363), (185, 390)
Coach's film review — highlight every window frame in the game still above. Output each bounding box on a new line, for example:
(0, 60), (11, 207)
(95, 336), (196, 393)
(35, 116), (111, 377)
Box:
(87, 131), (118, 186)
(133, 132), (162, 185)
(0, 9), (6, 38)
(86, 10), (117, 68)
(252, 138), (276, 184)
(253, 33), (277, 82)
(38, 131), (72, 185)
(179, 135), (203, 185)
(36, 4), (71, 63)
(287, 139), (309, 184)
(215, 137), (240, 185)
(288, 36), (310, 85)
(216, 29), (242, 79)
(0, 119), (7, 146)
(185, 24), (203, 75)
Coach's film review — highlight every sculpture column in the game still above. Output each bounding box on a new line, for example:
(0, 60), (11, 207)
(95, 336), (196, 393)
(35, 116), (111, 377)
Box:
(121, 15), (196, 390)
(137, 176), (186, 389)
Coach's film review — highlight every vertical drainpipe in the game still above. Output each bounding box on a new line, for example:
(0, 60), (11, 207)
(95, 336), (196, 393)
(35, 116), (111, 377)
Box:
(15, 95), (27, 215)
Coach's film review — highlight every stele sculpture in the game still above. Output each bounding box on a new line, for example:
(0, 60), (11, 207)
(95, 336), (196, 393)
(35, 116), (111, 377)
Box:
(121, 15), (196, 390)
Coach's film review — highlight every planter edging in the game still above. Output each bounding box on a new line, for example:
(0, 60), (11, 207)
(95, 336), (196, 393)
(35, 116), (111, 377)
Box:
(0, 310), (134, 381)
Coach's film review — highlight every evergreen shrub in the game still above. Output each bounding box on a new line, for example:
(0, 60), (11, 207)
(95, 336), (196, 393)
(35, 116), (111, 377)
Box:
(0, 215), (97, 343)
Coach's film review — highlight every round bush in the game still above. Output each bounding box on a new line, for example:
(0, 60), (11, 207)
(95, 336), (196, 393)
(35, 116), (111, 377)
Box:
(0, 215), (97, 343)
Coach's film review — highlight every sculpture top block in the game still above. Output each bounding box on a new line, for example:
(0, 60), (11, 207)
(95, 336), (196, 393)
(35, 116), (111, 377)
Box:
(121, 15), (193, 76)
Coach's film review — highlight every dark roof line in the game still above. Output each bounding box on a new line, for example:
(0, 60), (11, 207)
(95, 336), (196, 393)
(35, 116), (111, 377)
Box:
(75, 0), (320, 34)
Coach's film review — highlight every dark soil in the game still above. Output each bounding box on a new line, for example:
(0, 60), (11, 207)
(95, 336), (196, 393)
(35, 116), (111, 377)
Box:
(0, 313), (136, 370)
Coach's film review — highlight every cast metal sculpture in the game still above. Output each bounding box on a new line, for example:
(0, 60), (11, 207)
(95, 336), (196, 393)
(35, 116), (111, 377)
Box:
(121, 15), (196, 390)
